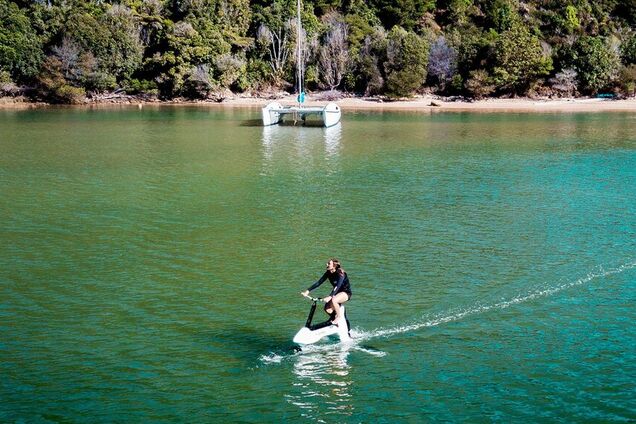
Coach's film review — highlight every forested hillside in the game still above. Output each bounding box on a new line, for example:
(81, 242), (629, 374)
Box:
(1, 0), (635, 103)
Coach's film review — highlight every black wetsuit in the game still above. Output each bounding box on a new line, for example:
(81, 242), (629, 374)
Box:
(307, 271), (352, 298)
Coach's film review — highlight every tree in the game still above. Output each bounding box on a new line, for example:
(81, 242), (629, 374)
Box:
(253, 0), (299, 86)
(621, 32), (636, 65)
(465, 69), (495, 98)
(38, 55), (86, 104)
(59, 2), (143, 87)
(384, 26), (429, 97)
(183, 64), (213, 98)
(318, 13), (350, 90)
(257, 21), (293, 84)
(564, 5), (580, 34)
(437, 0), (475, 27)
(572, 35), (620, 93)
(355, 27), (387, 95)
(446, 24), (495, 79)
(100, 5), (144, 82)
(0, 69), (18, 95)
(0, 0), (43, 80)
(51, 37), (84, 82)
(492, 23), (553, 94)
(549, 68), (578, 97)
(368, 0), (435, 31)
(215, 53), (246, 89)
(344, 0), (381, 54)
(486, 0), (517, 33)
(617, 64), (636, 96)
(428, 35), (457, 91)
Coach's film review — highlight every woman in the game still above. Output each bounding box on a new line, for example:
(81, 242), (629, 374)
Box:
(301, 258), (351, 325)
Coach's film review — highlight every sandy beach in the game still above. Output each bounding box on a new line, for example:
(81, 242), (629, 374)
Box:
(221, 94), (636, 113)
(2, 94), (635, 112)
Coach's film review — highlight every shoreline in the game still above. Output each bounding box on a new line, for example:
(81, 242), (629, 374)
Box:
(2, 94), (636, 113)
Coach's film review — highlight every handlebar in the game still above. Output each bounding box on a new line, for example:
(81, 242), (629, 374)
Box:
(302, 293), (324, 303)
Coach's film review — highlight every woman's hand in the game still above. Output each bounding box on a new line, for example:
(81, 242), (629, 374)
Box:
(323, 296), (332, 303)
(301, 290), (309, 297)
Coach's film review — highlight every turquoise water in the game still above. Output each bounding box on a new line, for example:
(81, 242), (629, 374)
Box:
(1, 107), (635, 422)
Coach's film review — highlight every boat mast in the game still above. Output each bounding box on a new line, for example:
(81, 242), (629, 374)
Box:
(296, 0), (303, 104)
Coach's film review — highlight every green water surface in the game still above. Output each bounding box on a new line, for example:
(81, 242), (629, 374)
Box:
(1, 107), (635, 422)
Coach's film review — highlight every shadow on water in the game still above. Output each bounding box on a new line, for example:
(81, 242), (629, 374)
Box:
(195, 322), (387, 365)
(242, 119), (332, 128)
(240, 119), (264, 127)
(195, 324), (298, 361)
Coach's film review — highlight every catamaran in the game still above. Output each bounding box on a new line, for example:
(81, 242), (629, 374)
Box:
(262, 0), (342, 128)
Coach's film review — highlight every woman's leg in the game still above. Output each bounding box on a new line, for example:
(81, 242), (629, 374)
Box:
(330, 292), (349, 323)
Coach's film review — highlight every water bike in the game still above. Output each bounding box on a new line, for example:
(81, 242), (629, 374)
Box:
(293, 294), (352, 345)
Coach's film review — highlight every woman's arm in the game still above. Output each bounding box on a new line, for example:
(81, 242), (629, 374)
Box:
(305, 272), (328, 293)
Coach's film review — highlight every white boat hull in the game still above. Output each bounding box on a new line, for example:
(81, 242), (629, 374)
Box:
(262, 102), (282, 126)
(322, 102), (341, 127)
(262, 102), (341, 127)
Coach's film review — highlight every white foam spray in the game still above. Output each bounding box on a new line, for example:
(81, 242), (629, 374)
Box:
(358, 261), (636, 341)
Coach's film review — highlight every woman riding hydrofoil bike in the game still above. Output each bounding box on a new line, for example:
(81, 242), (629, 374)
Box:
(301, 259), (351, 325)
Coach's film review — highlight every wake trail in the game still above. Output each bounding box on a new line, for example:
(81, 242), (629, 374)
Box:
(258, 261), (635, 365)
(357, 261), (636, 341)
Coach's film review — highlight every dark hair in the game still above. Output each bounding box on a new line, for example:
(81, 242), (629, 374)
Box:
(330, 258), (345, 275)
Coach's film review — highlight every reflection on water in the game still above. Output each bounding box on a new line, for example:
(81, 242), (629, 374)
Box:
(286, 345), (353, 421)
(261, 125), (276, 163)
(260, 123), (342, 170)
(324, 124), (342, 158)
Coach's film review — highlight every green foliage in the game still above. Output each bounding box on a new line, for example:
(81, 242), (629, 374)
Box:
(447, 25), (495, 77)
(465, 69), (495, 98)
(444, 0), (475, 26)
(621, 33), (636, 64)
(215, 53), (246, 89)
(243, 58), (271, 90)
(0, 68), (19, 96)
(55, 84), (86, 104)
(180, 0), (252, 49)
(368, 0), (435, 31)
(125, 78), (159, 95)
(38, 56), (86, 103)
(564, 5), (580, 33)
(99, 5), (144, 81)
(313, 0), (342, 16)
(146, 18), (231, 97)
(0, 0), (43, 80)
(61, 2), (143, 84)
(84, 71), (117, 92)
(0, 69), (10, 84)
(354, 28), (387, 95)
(384, 26), (429, 97)
(572, 35), (621, 93)
(2, 0), (635, 101)
(345, 1), (381, 55)
(492, 23), (553, 93)
(253, 0), (296, 32)
(617, 64), (636, 96)
(449, 73), (464, 93)
(487, 0), (519, 33)
(253, 0), (299, 87)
